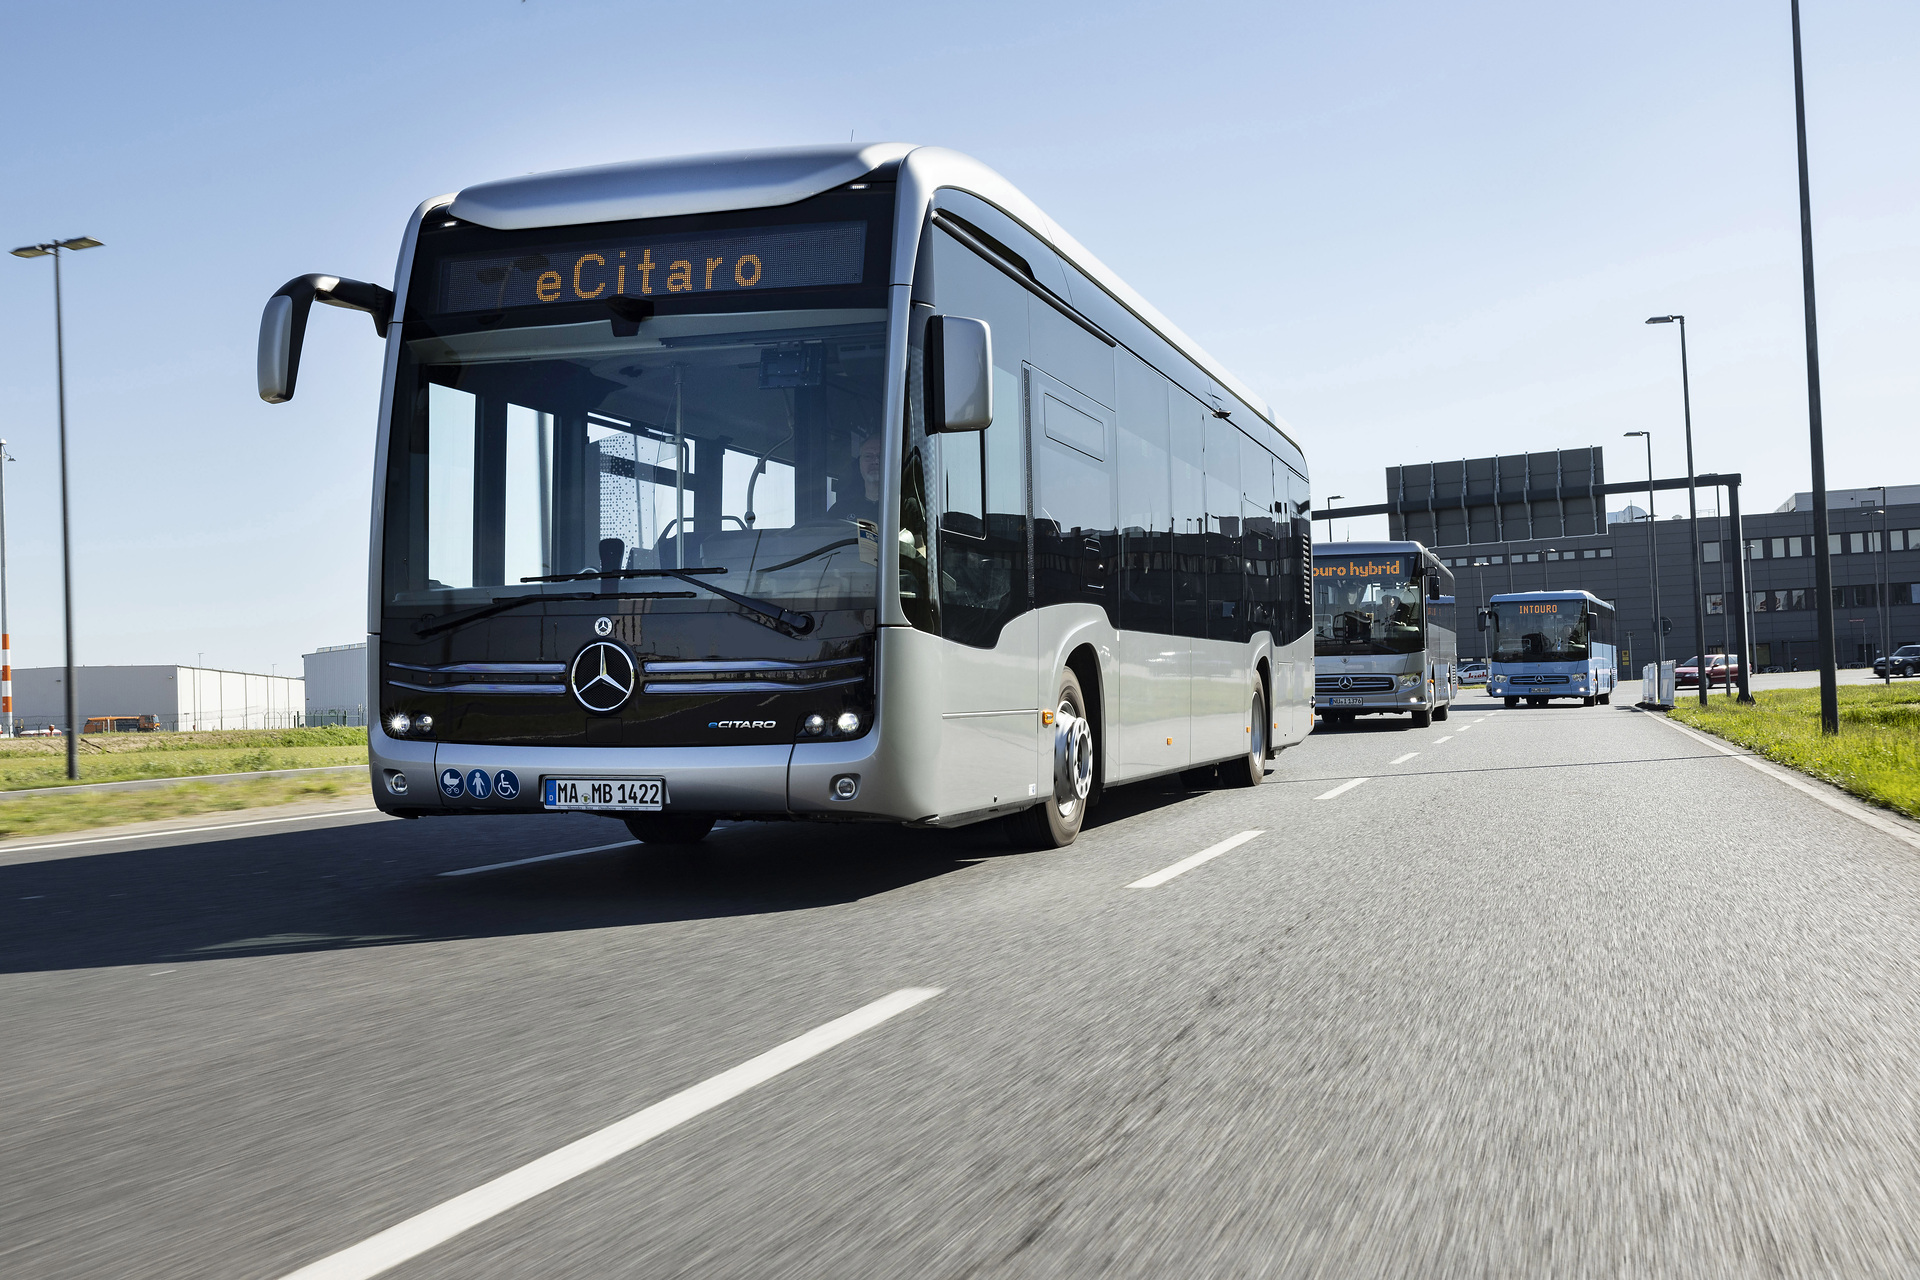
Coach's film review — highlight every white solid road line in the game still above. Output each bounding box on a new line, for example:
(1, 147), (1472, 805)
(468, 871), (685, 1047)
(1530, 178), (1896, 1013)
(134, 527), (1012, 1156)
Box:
(1651, 713), (1920, 853)
(1314, 778), (1370, 801)
(1389, 752), (1419, 765)
(0, 808), (385, 855)
(278, 987), (943, 1280)
(1127, 830), (1265, 889)
(440, 840), (638, 877)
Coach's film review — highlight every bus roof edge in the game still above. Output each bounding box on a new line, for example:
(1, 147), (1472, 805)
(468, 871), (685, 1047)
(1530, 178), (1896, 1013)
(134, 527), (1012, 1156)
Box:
(447, 143), (918, 230)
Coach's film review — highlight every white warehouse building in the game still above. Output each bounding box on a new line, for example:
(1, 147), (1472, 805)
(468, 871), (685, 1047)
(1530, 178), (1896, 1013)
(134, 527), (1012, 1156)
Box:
(12, 665), (306, 733)
(302, 642), (369, 725)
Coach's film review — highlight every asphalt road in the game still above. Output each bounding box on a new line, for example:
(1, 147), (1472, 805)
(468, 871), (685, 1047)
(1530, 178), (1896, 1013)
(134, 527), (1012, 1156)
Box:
(6, 696), (1920, 1278)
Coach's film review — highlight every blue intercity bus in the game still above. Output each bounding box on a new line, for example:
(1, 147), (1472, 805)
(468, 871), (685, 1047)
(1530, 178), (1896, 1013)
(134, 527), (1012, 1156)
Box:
(1482, 591), (1616, 707)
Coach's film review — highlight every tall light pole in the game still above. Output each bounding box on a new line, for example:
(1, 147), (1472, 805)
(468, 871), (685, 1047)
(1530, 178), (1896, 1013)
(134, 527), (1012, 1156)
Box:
(9, 235), (102, 779)
(1791, 0), (1839, 733)
(1625, 431), (1665, 669)
(0, 440), (13, 737)
(1647, 315), (1709, 707)
(1875, 489), (1890, 684)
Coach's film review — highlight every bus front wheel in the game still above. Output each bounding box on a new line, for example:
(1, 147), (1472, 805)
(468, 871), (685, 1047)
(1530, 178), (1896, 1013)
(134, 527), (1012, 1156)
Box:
(1433, 702), (1450, 722)
(1504, 696), (1518, 708)
(1007, 669), (1094, 849)
(1411, 707), (1432, 728)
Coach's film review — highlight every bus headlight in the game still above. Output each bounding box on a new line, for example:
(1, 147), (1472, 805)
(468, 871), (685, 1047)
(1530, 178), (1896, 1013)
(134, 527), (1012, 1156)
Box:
(802, 713), (826, 736)
(386, 712), (410, 736)
(835, 710), (862, 736)
(1397, 673), (1420, 688)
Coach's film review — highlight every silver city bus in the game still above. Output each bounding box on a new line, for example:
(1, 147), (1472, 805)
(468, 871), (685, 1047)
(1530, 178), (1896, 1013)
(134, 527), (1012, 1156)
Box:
(259, 145), (1312, 848)
(1312, 541), (1458, 727)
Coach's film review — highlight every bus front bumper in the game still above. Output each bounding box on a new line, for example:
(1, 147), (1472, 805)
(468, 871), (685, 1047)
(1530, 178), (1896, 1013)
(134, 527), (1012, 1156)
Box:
(368, 726), (913, 821)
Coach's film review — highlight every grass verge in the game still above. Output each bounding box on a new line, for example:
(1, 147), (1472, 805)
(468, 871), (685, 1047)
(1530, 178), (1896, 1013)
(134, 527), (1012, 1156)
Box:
(1668, 683), (1920, 821)
(0, 774), (372, 843)
(0, 727), (368, 790)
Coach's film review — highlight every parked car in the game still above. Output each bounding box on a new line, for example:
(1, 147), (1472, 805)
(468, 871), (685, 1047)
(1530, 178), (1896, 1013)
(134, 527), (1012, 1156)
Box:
(1874, 645), (1920, 678)
(1675, 655), (1741, 688)
(1458, 661), (1490, 685)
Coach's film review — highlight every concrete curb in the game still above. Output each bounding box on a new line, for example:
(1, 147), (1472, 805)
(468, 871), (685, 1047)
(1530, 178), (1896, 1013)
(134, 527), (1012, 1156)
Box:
(0, 763), (366, 801)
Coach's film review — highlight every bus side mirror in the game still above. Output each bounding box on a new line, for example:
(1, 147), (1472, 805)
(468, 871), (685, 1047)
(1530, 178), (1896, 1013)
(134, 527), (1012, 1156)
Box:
(258, 273), (396, 404)
(927, 315), (992, 432)
(1476, 608), (1490, 633)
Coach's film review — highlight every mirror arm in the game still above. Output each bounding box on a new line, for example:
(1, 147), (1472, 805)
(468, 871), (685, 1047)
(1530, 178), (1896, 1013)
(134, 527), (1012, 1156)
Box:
(258, 273), (397, 405)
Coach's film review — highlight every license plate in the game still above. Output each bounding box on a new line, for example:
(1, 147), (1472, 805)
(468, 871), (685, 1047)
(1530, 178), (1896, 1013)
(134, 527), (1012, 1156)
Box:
(543, 777), (666, 811)
(1328, 696), (1363, 707)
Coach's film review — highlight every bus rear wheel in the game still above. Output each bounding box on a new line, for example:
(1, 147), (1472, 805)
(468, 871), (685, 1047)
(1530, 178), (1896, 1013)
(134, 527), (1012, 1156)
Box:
(623, 813), (715, 845)
(1226, 687), (1266, 788)
(1007, 669), (1093, 849)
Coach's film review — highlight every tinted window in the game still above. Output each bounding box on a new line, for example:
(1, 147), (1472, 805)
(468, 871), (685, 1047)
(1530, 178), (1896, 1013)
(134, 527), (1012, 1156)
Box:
(930, 226), (1031, 648)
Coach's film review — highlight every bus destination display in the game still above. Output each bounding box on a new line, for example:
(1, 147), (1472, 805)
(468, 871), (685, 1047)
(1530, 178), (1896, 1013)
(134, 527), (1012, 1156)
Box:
(1312, 557), (1407, 581)
(435, 220), (867, 314)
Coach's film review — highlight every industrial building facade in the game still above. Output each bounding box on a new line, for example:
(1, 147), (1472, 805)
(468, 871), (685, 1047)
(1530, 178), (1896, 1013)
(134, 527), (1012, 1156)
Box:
(301, 642), (369, 725)
(1417, 482), (1919, 671)
(11, 665), (306, 733)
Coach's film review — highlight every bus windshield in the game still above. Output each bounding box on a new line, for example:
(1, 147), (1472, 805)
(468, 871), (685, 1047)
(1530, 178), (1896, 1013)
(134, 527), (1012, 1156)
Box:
(1492, 600), (1589, 661)
(383, 309), (887, 614)
(1313, 555), (1424, 655)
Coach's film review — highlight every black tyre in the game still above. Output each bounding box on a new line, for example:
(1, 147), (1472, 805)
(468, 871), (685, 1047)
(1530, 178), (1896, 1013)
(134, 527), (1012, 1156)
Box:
(1599, 692), (1611, 705)
(1582, 695), (1596, 707)
(623, 813), (715, 845)
(1226, 687), (1266, 788)
(1433, 702), (1450, 722)
(1007, 669), (1094, 849)
(1504, 696), (1518, 708)
(1411, 707), (1432, 728)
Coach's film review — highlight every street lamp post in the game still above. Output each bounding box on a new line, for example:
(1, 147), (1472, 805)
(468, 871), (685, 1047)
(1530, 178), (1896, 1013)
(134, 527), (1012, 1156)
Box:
(0, 440), (13, 737)
(1791, 0), (1840, 733)
(1624, 432), (1665, 671)
(1875, 490), (1890, 684)
(1647, 314), (1709, 708)
(9, 235), (102, 779)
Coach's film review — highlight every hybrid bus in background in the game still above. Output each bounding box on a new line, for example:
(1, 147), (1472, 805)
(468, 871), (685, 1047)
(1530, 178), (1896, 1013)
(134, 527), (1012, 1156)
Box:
(1312, 541), (1458, 728)
(1482, 590), (1617, 707)
(258, 145), (1313, 849)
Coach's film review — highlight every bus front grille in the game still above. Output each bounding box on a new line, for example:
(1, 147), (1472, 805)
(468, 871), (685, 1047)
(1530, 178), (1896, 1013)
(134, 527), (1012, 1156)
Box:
(1314, 675), (1396, 694)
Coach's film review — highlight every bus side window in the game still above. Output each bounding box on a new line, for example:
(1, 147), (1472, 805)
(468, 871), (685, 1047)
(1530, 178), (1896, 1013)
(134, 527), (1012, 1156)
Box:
(1171, 401), (1207, 638)
(1285, 467), (1311, 644)
(1116, 351), (1172, 634)
(1241, 434), (1276, 639)
(1204, 416), (1243, 642)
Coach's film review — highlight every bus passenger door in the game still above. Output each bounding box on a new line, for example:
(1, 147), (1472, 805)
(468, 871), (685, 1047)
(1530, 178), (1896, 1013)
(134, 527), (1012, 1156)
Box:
(932, 357), (1035, 819)
(1113, 351), (1182, 779)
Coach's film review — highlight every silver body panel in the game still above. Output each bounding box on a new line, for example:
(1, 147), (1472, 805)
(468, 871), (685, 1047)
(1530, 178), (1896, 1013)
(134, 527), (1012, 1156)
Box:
(362, 145), (1313, 823)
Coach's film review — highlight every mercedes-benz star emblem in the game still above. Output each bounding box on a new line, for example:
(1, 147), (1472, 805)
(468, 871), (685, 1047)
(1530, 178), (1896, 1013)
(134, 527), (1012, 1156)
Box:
(1339, 676), (1353, 691)
(569, 641), (636, 714)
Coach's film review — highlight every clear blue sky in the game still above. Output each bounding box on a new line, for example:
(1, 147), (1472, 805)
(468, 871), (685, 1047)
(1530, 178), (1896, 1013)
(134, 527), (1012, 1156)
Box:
(1, 1), (1913, 674)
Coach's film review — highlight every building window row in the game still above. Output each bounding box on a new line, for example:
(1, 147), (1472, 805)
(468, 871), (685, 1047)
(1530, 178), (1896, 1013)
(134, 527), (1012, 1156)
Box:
(1440, 548), (1612, 568)
(1744, 529), (1919, 560)
(1745, 584), (1920, 612)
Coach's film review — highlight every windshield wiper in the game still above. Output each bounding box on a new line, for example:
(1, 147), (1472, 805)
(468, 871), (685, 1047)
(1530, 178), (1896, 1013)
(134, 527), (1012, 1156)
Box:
(519, 567), (816, 636)
(411, 588), (696, 639)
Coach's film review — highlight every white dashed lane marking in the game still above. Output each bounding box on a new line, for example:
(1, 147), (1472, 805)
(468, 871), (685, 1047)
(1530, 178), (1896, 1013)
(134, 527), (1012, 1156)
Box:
(1127, 830), (1265, 889)
(277, 988), (944, 1280)
(1314, 778), (1370, 801)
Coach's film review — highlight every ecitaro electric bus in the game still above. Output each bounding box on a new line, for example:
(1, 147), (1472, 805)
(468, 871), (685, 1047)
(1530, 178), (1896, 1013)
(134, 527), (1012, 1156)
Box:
(259, 145), (1313, 847)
